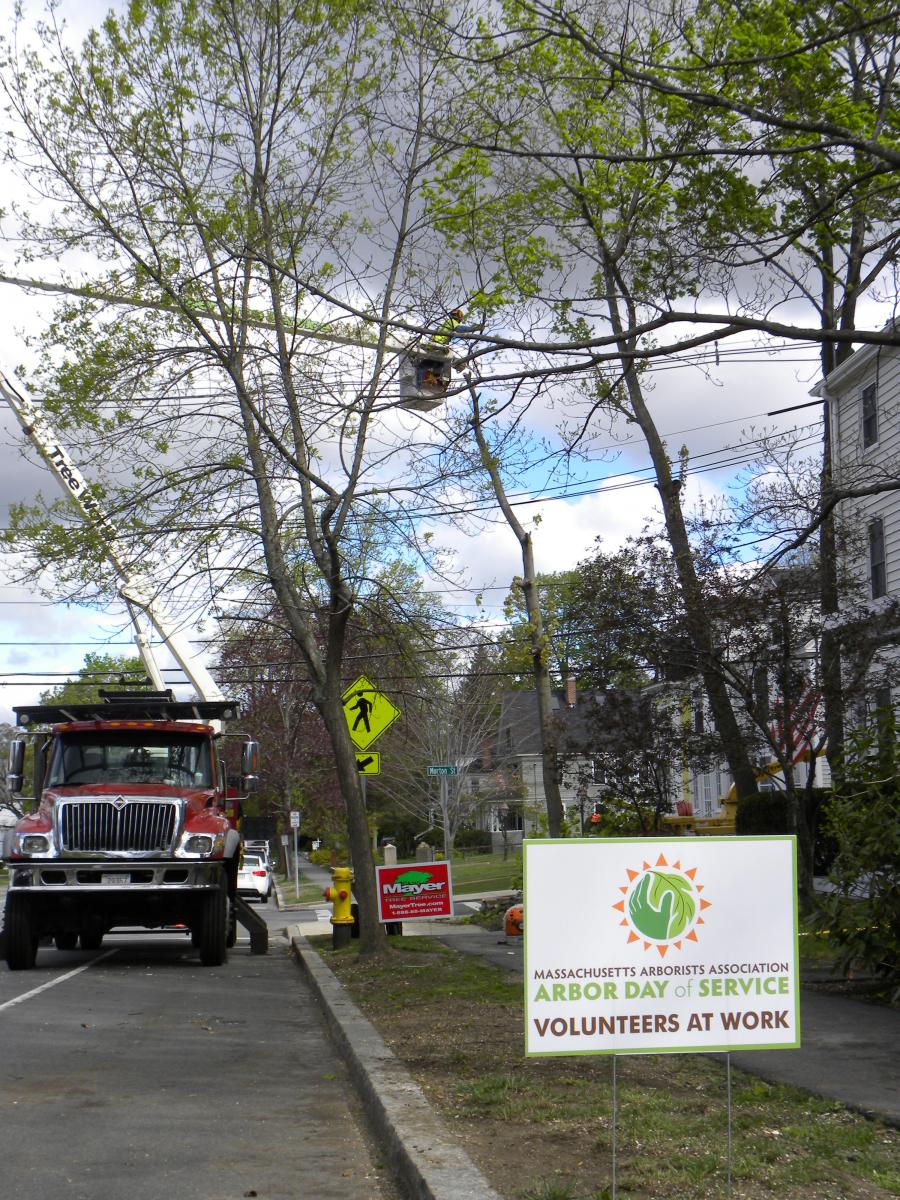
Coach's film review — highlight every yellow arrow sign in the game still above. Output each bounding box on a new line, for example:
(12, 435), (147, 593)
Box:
(341, 675), (401, 750)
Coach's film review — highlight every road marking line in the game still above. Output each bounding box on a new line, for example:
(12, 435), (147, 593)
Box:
(0, 951), (117, 1013)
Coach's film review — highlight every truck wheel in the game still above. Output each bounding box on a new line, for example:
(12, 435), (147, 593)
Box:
(5, 895), (38, 970)
(54, 932), (79, 951)
(198, 877), (228, 966)
(80, 931), (104, 951)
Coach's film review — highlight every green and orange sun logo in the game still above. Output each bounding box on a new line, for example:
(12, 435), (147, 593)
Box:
(612, 854), (711, 957)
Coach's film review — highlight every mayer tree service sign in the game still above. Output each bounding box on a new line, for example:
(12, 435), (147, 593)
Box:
(375, 862), (454, 923)
(524, 837), (800, 1056)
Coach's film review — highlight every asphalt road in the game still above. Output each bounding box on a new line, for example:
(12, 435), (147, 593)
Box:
(0, 903), (401, 1200)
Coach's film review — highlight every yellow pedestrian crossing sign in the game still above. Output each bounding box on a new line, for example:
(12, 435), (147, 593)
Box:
(341, 675), (401, 751)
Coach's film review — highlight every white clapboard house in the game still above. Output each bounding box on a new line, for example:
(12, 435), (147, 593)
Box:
(812, 328), (900, 718)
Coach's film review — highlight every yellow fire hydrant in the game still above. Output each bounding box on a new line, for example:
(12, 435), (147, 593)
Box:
(324, 866), (355, 948)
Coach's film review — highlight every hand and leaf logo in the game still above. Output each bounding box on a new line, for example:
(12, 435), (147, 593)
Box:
(613, 854), (711, 957)
(394, 870), (432, 885)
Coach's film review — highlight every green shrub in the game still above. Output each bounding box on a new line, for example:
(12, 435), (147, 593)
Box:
(586, 802), (656, 837)
(817, 723), (900, 986)
(453, 827), (493, 854)
(735, 791), (790, 835)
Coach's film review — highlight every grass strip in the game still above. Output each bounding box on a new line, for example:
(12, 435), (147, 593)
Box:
(316, 934), (899, 1200)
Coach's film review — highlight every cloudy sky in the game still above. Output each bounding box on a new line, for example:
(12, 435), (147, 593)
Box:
(0, 0), (887, 722)
(0, 286), (827, 723)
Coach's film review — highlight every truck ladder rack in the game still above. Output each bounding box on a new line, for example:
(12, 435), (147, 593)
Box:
(15, 696), (240, 726)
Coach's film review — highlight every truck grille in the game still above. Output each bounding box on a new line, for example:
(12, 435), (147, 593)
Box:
(59, 799), (178, 853)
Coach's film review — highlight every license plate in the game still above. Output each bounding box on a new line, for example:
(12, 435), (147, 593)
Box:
(100, 873), (131, 886)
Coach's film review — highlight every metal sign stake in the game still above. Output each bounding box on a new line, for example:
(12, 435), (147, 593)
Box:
(290, 809), (300, 898)
(293, 825), (299, 897)
(727, 1052), (733, 1198)
(611, 1054), (617, 1200)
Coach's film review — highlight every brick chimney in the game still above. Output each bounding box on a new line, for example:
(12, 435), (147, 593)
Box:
(565, 676), (577, 707)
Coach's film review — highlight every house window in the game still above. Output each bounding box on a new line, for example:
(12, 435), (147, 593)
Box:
(870, 685), (895, 755)
(701, 771), (714, 817)
(872, 685), (892, 715)
(861, 382), (878, 448)
(490, 805), (523, 833)
(868, 516), (887, 598)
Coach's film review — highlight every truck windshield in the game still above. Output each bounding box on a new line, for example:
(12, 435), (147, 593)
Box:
(47, 732), (212, 788)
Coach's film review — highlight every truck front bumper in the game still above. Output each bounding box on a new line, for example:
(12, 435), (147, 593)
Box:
(5, 859), (225, 891)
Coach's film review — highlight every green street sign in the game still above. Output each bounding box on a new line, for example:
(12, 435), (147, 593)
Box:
(427, 764), (458, 776)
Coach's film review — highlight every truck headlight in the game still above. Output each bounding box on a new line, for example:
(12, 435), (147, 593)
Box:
(184, 835), (214, 854)
(19, 834), (51, 854)
(177, 832), (225, 857)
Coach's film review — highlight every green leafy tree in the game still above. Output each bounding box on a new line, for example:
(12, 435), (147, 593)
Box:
(497, 572), (581, 688)
(40, 652), (151, 705)
(1, 0), (469, 955)
(426, 3), (771, 802)
(670, 0), (900, 787)
(567, 545), (676, 689)
(422, 0), (899, 822)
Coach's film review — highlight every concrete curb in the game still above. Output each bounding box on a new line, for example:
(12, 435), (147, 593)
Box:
(290, 929), (504, 1200)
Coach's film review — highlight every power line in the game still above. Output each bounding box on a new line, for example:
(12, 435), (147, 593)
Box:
(389, 430), (822, 521)
(0, 641), (136, 646)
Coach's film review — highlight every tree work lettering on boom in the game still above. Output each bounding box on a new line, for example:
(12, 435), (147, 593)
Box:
(0, 368), (223, 702)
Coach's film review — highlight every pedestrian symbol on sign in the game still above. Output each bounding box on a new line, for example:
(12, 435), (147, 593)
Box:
(348, 693), (373, 734)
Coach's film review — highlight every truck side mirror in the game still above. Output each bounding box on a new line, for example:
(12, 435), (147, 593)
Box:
(7, 738), (25, 794)
(241, 740), (260, 794)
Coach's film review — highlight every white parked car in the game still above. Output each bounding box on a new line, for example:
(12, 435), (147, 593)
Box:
(237, 852), (273, 903)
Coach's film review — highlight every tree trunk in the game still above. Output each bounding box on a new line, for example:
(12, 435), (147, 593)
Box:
(468, 389), (566, 836)
(623, 378), (759, 801)
(601, 258), (758, 802)
(442, 775), (452, 860)
(817, 265), (846, 792)
(319, 688), (388, 956)
(521, 540), (566, 837)
(774, 595), (815, 905)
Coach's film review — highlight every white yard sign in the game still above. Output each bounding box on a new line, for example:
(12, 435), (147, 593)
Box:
(524, 837), (800, 1056)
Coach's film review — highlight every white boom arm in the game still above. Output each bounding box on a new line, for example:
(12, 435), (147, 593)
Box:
(0, 369), (225, 702)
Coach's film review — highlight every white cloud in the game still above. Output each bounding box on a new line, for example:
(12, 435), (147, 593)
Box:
(430, 464), (731, 611)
